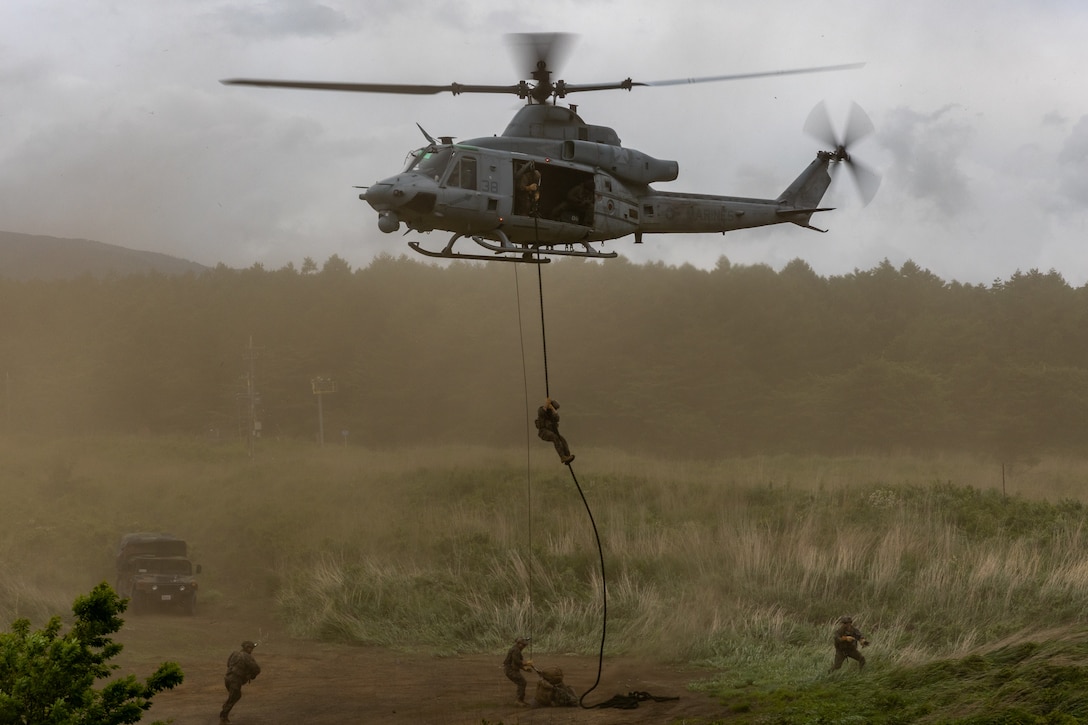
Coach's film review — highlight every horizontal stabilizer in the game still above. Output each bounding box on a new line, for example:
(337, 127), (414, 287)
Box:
(776, 206), (834, 233)
(776, 206), (835, 217)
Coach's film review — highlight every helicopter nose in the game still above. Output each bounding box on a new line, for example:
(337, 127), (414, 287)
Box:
(363, 175), (437, 210)
(362, 181), (397, 209)
(361, 184), (402, 233)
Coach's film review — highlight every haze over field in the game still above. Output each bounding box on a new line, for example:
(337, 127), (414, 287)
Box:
(1, 256), (1084, 460)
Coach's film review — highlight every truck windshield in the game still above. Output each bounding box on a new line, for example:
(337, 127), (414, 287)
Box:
(136, 559), (192, 575)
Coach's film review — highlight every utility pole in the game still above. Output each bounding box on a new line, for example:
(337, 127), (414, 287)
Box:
(311, 376), (337, 446)
(243, 337), (261, 457)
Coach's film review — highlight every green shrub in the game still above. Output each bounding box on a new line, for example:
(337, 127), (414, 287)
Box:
(0, 582), (183, 724)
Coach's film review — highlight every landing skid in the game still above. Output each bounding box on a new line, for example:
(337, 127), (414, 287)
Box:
(407, 230), (618, 264)
(472, 236), (618, 260)
(408, 241), (550, 264)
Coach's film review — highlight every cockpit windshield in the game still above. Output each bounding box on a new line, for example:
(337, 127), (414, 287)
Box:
(403, 146), (454, 180)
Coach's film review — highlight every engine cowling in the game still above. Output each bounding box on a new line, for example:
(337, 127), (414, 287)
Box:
(561, 140), (678, 185)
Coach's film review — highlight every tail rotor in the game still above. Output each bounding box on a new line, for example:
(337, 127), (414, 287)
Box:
(805, 101), (881, 205)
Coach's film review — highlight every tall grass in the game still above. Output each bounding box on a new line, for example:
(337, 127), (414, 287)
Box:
(2, 435), (1088, 675)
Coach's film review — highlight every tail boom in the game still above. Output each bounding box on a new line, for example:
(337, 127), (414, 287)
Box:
(633, 153), (835, 236)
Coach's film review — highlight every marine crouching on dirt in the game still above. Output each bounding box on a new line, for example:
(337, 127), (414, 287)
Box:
(534, 666), (578, 707)
(831, 616), (869, 671)
(503, 636), (534, 707)
(220, 640), (260, 724)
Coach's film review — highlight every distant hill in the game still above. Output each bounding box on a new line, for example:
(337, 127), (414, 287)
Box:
(0, 231), (209, 280)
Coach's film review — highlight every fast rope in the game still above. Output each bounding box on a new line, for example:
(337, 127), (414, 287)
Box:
(512, 258), (534, 659)
(568, 461), (608, 708)
(528, 245), (609, 708)
(511, 217), (676, 710)
(533, 211), (550, 399)
(526, 260), (670, 705)
(536, 259), (550, 399)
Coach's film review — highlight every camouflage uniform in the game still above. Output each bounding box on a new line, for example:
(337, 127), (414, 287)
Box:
(534, 667), (578, 707)
(220, 640), (261, 724)
(516, 163), (541, 216)
(503, 637), (531, 705)
(831, 616), (867, 670)
(551, 179), (595, 224)
(535, 399), (574, 464)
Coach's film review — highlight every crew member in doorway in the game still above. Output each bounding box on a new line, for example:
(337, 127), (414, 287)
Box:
(552, 178), (595, 224)
(516, 161), (542, 216)
(535, 397), (574, 465)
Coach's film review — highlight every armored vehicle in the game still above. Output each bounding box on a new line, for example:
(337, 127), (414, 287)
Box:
(115, 532), (201, 615)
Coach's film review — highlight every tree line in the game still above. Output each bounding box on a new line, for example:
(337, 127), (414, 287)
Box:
(1, 254), (1085, 459)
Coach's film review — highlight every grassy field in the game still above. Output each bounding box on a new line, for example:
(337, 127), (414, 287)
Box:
(3, 436), (1088, 722)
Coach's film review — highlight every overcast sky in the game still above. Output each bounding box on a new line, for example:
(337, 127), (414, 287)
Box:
(2, 0), (1086, 284)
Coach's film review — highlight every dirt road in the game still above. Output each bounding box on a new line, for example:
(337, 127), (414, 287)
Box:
(113, 605), (728, 724)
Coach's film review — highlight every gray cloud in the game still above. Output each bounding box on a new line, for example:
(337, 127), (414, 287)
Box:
(1058, 116), (1088, 205)
(880, 105), (973, 216)
(1043, 110), (1067, 127)
(217, 0), (353, 38)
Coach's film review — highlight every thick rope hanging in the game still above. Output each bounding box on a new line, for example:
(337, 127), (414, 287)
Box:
(509, 224), (676, 711)
(512, 263), (535, 654)
(533, 215), (550, 400)
(569, 463), (608, 707)
(535, 262), (551, 399)
(530, 251), (609, 708)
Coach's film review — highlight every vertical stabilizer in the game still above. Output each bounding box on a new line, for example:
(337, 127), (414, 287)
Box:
(777, 154), (833, 209)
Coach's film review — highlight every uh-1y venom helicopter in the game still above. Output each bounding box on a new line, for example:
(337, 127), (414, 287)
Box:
(222, 33), (880, 264)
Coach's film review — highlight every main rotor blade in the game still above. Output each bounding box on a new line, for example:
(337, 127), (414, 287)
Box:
(558, 63), (864, 97)
(636, 62), (865, 89)
(221, 61), (865, 101)
(219, 78), (521, 96)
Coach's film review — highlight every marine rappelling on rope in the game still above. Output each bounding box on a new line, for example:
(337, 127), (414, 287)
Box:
(535, 397), (575, 465)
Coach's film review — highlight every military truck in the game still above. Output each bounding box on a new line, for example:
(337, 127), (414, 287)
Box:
(115, 532), (201, 615)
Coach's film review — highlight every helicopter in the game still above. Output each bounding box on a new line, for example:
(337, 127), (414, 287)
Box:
(222, 33), (880, 264)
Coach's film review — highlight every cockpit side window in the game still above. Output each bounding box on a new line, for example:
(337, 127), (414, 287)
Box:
(443, 155), (478, 190)
(458, 157), (477, 190)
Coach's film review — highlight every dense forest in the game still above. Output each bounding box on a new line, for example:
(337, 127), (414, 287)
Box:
(1, 254), (1086, 459)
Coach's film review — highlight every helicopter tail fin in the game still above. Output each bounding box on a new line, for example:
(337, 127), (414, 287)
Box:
(777, 155), (833, 210)
(774, 154), (835, 230)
